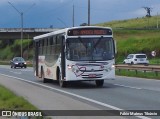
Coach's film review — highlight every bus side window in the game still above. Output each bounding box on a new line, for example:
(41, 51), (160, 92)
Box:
(38, 40), (40, 55)
(52, 36), (56, 55)
(47, 38), (50, 55)
(56, 35), (62, 55)
(46, 38), (48, 55)
(42, 39), (44, 55)
(49, 37), (53, 54)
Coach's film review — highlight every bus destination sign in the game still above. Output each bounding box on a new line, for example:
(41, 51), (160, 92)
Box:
(68, 28), (112, 36)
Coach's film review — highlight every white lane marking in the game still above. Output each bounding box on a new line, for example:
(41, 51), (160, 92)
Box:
(114, 84), (142, 90)
(0, 65), (33, 71)
(0, 73), (151, 119)
(21, 69), (33, 72)
(10, 71), (22, 74)
(9, 69), (32, 74)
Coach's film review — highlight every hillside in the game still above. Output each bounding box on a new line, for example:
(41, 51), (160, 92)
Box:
(97, 15), (160, 29)
(96, 16), (160, 63)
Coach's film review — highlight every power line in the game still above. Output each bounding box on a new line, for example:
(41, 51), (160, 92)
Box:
(41, 0), (73, 16)
(8, 1), (35, 57)
(57, 18), (68, 27)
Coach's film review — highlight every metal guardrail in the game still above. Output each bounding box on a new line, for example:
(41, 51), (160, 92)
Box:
(115, 64), (160, 76)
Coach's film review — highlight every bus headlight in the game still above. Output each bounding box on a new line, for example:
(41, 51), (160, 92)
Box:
(72, 66), (79, 73)
(112, 65), (115, 68)
(67, 65), (72, 69)
(67, 65), (79, 73)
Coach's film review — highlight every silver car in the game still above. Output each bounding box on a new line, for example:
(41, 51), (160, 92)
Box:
(123, 54), (149, 65)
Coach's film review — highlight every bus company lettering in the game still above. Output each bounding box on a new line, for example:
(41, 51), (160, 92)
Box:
(73, 30), (107, 35)
(80, 30), (93, 35)
(94, 30), (107, 35)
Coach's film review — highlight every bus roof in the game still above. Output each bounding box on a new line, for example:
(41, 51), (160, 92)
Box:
(33, 26), (112, 41)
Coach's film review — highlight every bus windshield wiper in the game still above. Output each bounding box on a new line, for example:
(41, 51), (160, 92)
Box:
(93, 36), (103, 49)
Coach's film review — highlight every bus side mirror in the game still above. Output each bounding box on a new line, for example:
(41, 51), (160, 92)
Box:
(114, 39), (117, 54)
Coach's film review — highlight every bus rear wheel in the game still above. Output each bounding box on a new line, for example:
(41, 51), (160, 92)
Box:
(41, 69), (48, 83)
(95, 80), (104, 87)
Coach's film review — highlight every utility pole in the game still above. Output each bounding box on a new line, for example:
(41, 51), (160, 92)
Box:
(157, 12), (159, 29)
(8, 2), (23, 58)
(8, 2), (35, 58)
(21, 12), (23, 57)
(88, 0), (90, 26)
(73, 4), (75, 27)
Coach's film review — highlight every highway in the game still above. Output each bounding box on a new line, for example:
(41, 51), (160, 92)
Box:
(0, 65), (160, 119)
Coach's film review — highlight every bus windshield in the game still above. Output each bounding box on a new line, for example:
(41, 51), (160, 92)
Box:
(66, 37), (114, 61)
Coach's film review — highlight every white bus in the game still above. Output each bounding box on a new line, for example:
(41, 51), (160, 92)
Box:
(33, 26), (116, 87)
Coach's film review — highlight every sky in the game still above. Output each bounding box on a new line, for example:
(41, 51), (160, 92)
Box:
(0, 0), (160, 28)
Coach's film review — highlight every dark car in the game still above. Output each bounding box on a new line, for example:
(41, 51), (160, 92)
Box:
(10, 57), (27, 68)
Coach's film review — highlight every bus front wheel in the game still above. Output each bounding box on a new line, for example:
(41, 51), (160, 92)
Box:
(58, 72), (66, 87)
(95, 80), (104, 87)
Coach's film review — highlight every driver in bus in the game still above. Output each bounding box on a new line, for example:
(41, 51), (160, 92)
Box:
(93, 46), (104, 57)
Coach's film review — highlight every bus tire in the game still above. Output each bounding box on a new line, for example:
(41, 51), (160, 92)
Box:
(95, 80), (104, 87)
(58, 71), (66, 87)
(41, 68), (48, 83)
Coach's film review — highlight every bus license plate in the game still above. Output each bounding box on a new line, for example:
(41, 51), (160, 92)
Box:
(89, 74), (96, 78)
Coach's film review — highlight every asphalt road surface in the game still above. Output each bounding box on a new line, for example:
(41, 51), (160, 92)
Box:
(0, 65), (160, 119)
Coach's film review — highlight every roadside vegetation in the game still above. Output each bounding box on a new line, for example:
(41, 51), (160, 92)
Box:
(0, 39), (33, 60)
(0, 84), (36, 110)
(97, 15), (160, 64)
(97, 15), (160, 29)
(0, 84), (50, 119)
(116, 69), (160, 80)
(97, 15), (160, 79)
(114, 29), (160, 64)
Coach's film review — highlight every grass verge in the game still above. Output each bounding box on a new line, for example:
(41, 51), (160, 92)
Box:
(0, 85), (36, 110)
(116, 69), (160, 80)
(0, 84), (49, 119)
